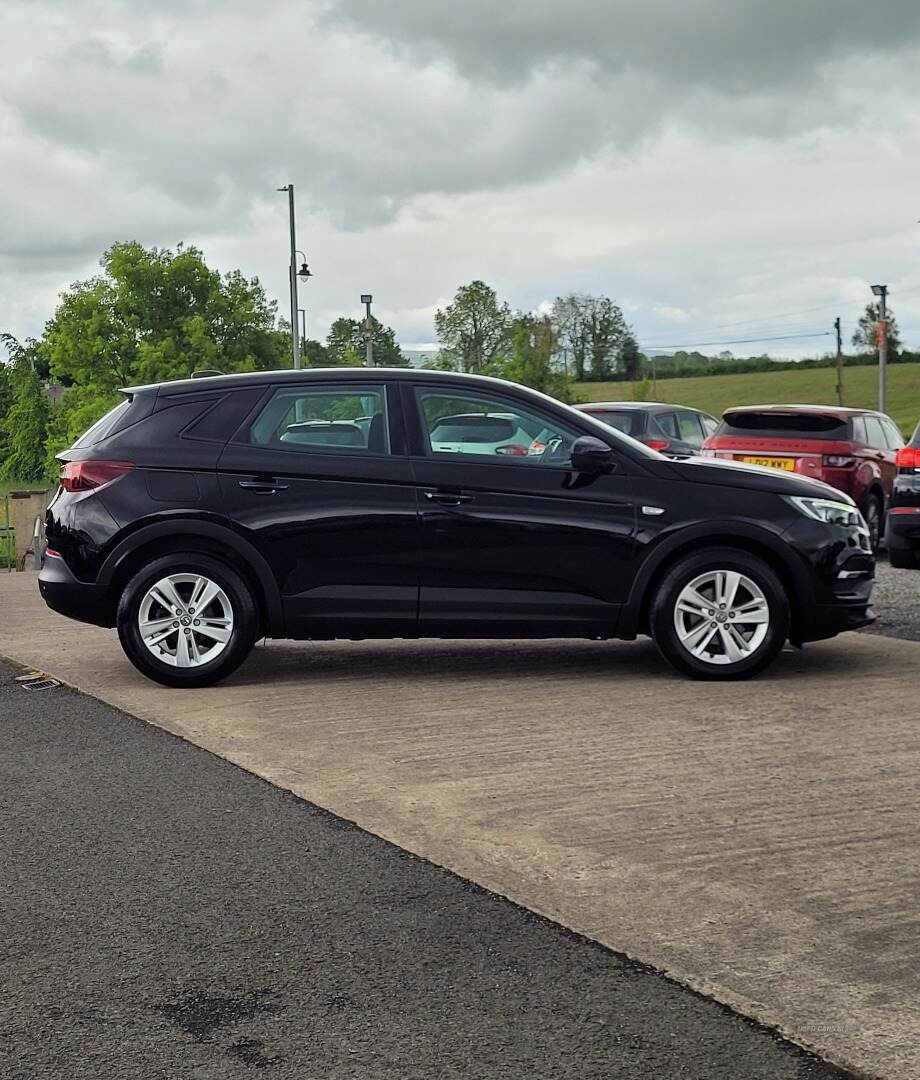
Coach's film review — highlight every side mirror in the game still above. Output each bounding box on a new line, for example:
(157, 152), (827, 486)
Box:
(571, 435), (617, 474)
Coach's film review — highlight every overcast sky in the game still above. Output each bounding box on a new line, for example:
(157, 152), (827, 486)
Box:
(3, 0), (920, 358)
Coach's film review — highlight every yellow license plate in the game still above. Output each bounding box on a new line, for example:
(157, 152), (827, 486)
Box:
(741, 456), (795, 471)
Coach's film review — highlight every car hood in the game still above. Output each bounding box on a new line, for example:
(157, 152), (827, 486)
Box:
(656, 454), (854, 504)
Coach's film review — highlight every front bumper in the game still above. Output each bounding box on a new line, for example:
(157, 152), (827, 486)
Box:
(781, 515), (875, 644)
(38, 552), (116, 628)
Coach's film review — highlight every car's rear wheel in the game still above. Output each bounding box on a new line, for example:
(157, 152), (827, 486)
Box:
(117, 554), (258, 687)
(860, 493), (883, 553)
(650, 547), (790, 680)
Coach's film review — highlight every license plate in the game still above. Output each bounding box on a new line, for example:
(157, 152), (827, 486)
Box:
(741, 456), (795, 471)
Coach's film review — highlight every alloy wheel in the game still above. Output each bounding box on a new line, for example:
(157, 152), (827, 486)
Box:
(673, 570), (770, 666)
(137, 573), (234, 668)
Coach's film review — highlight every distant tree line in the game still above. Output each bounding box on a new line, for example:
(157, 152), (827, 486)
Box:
(0, 242), (909, 486)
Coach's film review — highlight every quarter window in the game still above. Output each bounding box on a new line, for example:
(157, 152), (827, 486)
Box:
(415, 390), (583, 466)
(881, 418), (905, 450)
(246, 385), (389, 454)
(863, 416), (887, 450)
(676, 412), (705, 446)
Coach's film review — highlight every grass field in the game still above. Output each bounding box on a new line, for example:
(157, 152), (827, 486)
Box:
(577, 362), (920, 437)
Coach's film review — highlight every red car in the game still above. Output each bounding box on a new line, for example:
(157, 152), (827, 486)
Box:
(701, 405), (905, 549)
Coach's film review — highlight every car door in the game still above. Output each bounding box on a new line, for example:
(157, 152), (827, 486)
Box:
(217, 380), (420, 638)
(404, 383), (637, 638)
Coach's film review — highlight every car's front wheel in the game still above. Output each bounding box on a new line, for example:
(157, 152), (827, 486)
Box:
(117, 554), (258, 687)
(650, 547), (790, 680)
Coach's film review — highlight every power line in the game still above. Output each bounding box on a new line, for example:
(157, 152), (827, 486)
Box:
(641, 330), (833, 351)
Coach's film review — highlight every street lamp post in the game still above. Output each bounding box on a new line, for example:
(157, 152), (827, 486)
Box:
(277, 185), (313, 370)
(361, 294), (374, 368)
(871, 284), (888, 413)
(277, 184), (300, 369)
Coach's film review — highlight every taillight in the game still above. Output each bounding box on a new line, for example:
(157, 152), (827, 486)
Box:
(823, 455), (856, 468)
(495, 444), (529, 456)
(527, 440), (546, 456)
(896, 447), (920, 469)
(59, 460), (134, 493)
(642, 438), (670, 451)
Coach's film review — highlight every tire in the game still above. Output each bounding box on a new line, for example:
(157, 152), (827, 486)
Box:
(860, 493), (883, 554)
(889, 546), (919, 570)
(116, 554), (258, 688)
(649, 547), (790, 680)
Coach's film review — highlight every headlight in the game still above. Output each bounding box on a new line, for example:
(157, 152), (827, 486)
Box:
(787, 496), (864, 529)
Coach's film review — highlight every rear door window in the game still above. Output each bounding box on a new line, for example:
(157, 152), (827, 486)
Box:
(246, 385), (390, 454)
(717, 412), (850, 440)
(654, 413), (680, 439)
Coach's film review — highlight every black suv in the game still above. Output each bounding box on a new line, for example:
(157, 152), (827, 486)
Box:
(886, 419), (920, 567)
(39, 369), (875, 686)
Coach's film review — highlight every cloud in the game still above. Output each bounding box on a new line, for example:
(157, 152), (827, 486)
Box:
(3, 0), (920, 357)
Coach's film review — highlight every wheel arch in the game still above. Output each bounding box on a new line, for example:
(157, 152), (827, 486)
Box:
(99, 519), (284, 637)
(621, 523), (809, 641)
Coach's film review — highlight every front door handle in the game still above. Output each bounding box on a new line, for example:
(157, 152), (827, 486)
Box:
(424, 490), (473, 506)
(239, 479), (289, 494)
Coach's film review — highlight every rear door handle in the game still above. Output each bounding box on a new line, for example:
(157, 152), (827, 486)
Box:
(238, 479), (289, 494)
(424, 490), (473, 506)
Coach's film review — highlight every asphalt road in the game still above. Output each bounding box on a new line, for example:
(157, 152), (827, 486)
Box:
(0, 659), (853, 1080)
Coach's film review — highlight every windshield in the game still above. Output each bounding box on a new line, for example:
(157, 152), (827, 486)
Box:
(717, 411), (850, 441)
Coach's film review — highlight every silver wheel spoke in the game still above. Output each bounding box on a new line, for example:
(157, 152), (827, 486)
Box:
(680, 620), (716, 650)
(719, 625), (744, 662)
(175, 632), (192, 667)
(721, 571), (742, 610)
(690, 624), (719, 657)
(192, 578), (221, 613)
(735, 602), (769, 625)
(195, 620), (231, 644)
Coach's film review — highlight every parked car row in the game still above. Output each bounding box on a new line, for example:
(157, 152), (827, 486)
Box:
(40, 368), (874, 688)
(583, 401), (910, 554)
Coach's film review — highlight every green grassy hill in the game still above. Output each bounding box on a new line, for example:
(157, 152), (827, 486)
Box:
(577, 363), (920, 437)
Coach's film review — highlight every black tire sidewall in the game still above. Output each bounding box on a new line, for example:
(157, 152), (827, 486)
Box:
(650, 548), (790, 680)
(117, 554), (257, 687)
(860, 495), (882, 554)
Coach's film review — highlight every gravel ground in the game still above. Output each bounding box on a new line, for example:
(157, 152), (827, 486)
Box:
(0, 658), (852, 1080)
(860, 559), (920, 642)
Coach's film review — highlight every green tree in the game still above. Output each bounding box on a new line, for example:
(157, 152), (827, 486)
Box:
(552, 294), (629, 380)
(434, 281), (512, 373)
(0, 341), (49, 483)
(325, 316), (404, 367)
(852, 303), (901, 356)
(43, 241), (289, 394)
(493, 314), (574, 403)
(618, 333), (643, 382)
(301, 338), (330, 367)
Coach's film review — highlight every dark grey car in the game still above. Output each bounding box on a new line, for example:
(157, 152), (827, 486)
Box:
(575, 402), (719, 456)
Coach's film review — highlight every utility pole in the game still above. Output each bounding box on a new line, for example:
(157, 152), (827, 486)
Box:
(361, 294), (374, 367)
(834, 316), (844, 406)
(871, 284), (888, 413)
(277, 184), (301, 369)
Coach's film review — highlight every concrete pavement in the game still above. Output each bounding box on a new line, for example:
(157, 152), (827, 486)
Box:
(2, 571), (919, 1078)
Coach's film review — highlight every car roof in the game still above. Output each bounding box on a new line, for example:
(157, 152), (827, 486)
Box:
(575, 402), (702, 413)
(124, 367), (542, 396)
(721, 404), (883, 418)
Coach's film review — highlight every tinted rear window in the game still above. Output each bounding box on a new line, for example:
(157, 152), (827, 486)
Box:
(582, 410), (643, 436)
(71, 399), (131, 447)
(717, 412), (850, 440)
